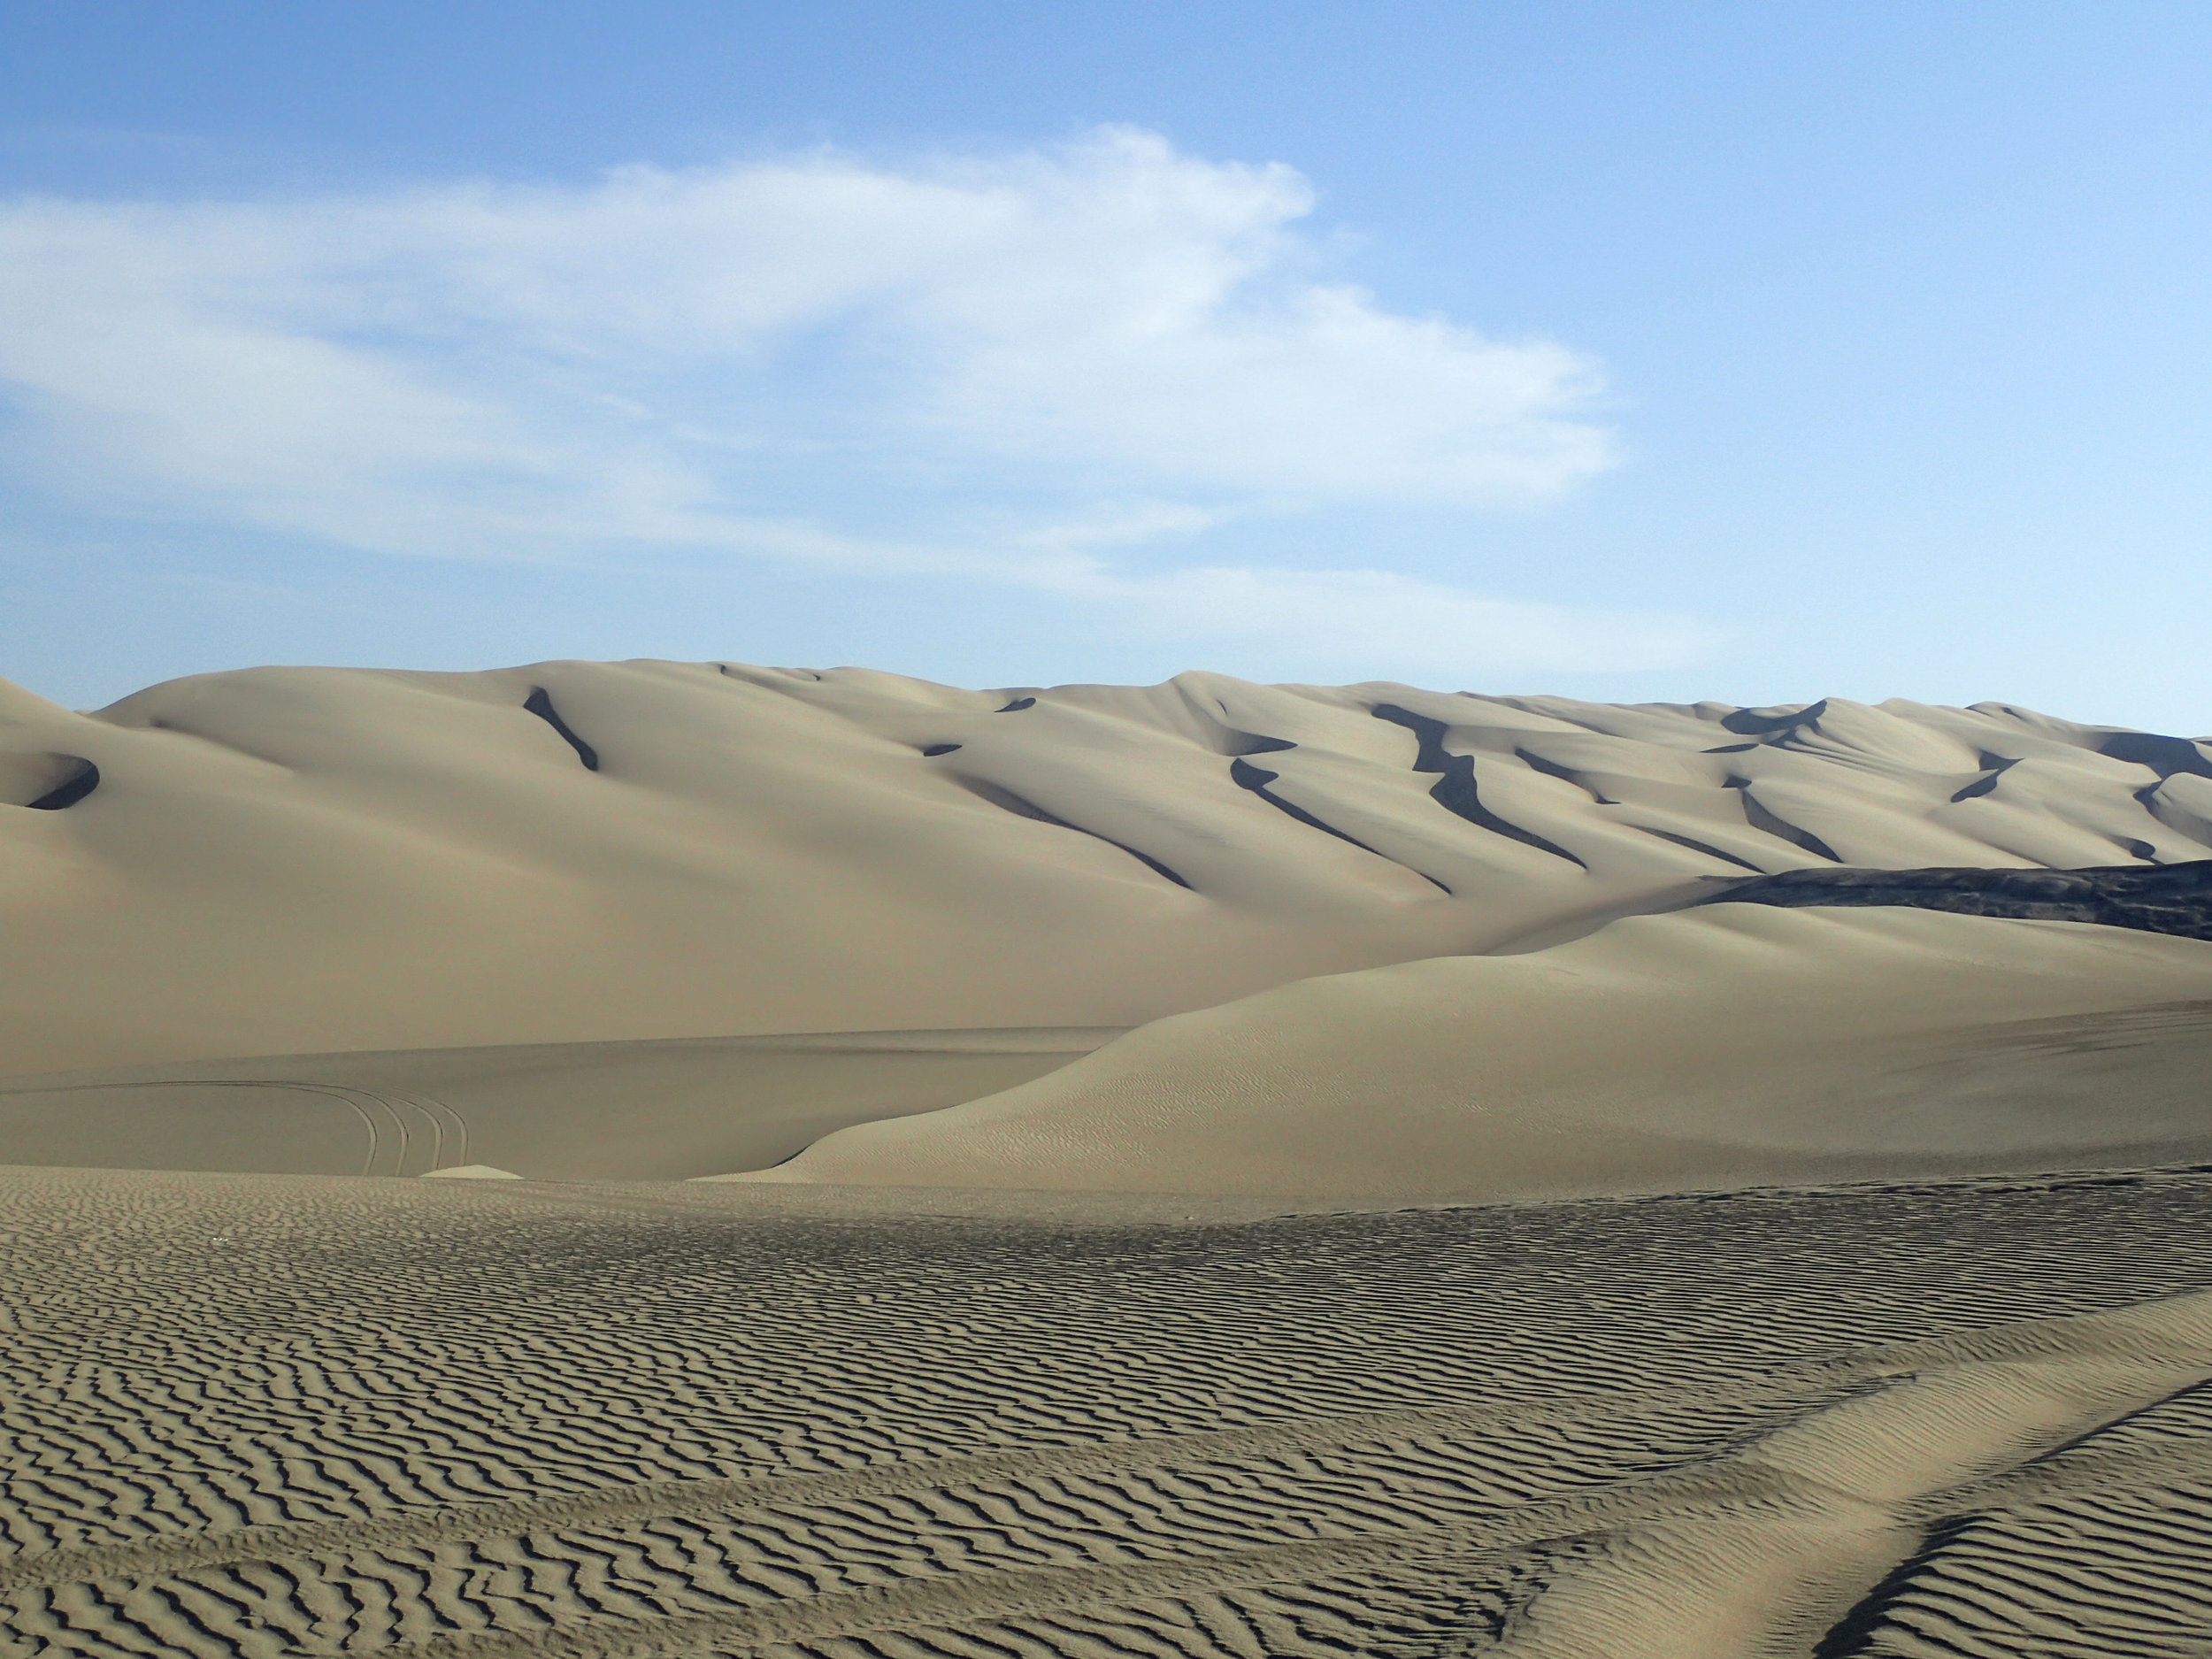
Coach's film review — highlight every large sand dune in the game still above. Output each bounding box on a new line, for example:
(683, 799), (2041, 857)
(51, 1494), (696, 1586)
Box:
(751, 904), (2212, 1199)
(4, 661), (2208, 1076)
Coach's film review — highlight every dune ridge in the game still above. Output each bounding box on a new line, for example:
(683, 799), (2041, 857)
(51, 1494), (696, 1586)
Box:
(4, 660), (2208, 1076)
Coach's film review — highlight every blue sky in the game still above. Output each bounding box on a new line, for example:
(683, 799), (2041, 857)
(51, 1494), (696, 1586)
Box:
(3, 3), (2208, 731)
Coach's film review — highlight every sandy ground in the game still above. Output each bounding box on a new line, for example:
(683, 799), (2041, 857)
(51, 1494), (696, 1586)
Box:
(4, 1162), (2209, 1657)
(0, 1029), (1122, 1179)
(12, 904), (2211, 1195)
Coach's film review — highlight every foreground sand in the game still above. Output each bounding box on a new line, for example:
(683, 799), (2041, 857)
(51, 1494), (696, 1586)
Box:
(5, 1162), (2210, 1657)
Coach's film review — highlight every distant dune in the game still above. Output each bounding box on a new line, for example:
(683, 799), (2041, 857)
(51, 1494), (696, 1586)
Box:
(4, 661), (2207, 1080)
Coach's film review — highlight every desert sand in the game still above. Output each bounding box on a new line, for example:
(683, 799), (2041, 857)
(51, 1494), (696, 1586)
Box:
(5, 1164), (2210, 1656)
(4, 662), (2208, 1077)
(753, 904), (2212, 1201)
(0, 1028), (1122, 1180)
(4, 659), (2212, 1654)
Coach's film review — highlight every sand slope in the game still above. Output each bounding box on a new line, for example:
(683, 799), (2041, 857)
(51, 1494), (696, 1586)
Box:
(4, 662), (2207, 1075)
(4, 1163), (2209, 1657)
(756, 905), (2212, 1199)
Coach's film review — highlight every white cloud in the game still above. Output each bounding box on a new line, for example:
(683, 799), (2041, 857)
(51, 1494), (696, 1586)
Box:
(0, 127), (1708, 671)
(1062, 565), (1717, 675)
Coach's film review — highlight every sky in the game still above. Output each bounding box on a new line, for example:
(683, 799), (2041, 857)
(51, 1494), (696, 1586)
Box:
(2, 3), (2208, 731)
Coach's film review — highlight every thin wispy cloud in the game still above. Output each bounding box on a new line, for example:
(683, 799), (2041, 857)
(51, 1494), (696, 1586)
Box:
(0, 127), (1714, 672)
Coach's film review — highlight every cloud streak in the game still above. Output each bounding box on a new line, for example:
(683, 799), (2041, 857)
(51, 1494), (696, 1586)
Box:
(0, 127), (1713, 672)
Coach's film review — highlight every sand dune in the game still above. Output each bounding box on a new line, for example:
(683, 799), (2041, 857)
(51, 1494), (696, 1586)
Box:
(4, 661), (2208, 1076)
(756, 905), (2212, 1200)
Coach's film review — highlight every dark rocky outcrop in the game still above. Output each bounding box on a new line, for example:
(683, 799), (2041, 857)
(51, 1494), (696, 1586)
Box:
(1694, 859), (2212, 941)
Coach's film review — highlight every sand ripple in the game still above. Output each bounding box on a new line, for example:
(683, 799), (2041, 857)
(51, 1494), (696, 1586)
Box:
(3, 1165), (2208, 1655)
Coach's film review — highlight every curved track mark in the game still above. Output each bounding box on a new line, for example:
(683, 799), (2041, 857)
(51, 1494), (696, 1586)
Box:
(0, 1079), (400, 1175)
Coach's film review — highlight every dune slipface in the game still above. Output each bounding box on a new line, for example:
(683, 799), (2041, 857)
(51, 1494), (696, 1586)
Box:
(2, 663), (2208, 1075)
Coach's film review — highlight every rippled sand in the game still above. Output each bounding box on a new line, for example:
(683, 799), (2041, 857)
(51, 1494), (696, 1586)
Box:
(5, 1163), (2210, 1656)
